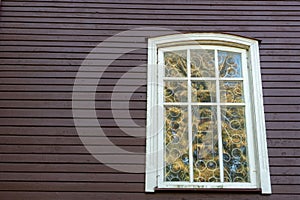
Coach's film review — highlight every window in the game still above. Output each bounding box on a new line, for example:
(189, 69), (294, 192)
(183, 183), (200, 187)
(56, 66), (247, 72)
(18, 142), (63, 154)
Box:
(146, 33), (271, 194)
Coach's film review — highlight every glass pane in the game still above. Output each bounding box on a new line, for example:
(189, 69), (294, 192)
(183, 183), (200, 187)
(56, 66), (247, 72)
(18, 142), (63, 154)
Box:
(164, 81), (188, 102)
(218, 51), (242, 78)
(191, 49), (215, 77)
(221, 106), (250, 182)
(164, 50), (187, 77)
(220, 81), (244, 103)
(191, 80), (216, 102)
(165, 106), (189, 182)
(192, 106), (219, 182)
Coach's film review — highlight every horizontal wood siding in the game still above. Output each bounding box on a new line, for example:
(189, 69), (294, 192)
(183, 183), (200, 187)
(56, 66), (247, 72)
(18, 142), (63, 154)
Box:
(0, 0), (299, 199)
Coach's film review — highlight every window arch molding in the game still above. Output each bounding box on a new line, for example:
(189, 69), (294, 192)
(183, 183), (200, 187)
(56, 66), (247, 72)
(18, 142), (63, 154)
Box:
(146, 33), (271, 194)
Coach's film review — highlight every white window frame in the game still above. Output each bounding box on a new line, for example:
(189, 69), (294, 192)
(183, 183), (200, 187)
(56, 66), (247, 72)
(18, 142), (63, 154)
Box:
(145, 33), (271, 194)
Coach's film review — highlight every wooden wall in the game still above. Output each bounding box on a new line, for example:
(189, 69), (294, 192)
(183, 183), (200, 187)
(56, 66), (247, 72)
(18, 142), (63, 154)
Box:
(0, 0), (299, 199)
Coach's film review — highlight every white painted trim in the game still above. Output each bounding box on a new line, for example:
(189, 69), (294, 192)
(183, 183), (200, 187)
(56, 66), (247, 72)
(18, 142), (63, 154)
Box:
(215, 48), (224, 183)
(150, 33), (256, 49)
(156, 182), (257, 189)
(145, 33), (271, 194)
(187, 49), (194, 184)
(145, 38), (158, 192)
(242, 49), (258, 189)
(157, 48), (165, 189)
(248, 41), (272, 194)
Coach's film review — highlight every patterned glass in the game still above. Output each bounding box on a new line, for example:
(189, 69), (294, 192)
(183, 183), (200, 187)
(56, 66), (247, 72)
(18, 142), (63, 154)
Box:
(165, 106), (189, 181)
(221, 106), (249, 182)
(218, 51), (242, 78)
(220, 81), (244, 103)
(163, 48), (249, 184)
(164, 81), (188, 102)
(192, 106), (220, 182)
(191, 80), (216, 103)
(191, 49), (215, 77)
(164, 50), (187, 77)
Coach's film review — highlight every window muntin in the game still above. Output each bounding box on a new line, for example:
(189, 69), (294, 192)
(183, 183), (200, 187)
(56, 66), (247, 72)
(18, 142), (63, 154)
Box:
(158, 46), (256, 189)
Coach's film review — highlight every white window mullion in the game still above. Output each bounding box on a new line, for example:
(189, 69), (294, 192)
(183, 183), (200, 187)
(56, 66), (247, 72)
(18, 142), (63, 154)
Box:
(157, 49), (165, 188)
(215, 49), (224, 183)
(163, 77), (189, 81)
(187, 49), (194, 183)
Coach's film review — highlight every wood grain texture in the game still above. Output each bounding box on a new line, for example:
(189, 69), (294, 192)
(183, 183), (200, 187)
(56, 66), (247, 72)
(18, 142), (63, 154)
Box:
(0, 0), (299, 199)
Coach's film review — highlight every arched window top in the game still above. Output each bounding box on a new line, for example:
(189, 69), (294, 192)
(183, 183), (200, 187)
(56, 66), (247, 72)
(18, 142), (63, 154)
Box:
(148, 33), (259, 49)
